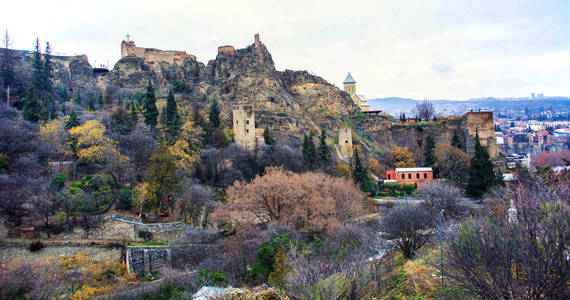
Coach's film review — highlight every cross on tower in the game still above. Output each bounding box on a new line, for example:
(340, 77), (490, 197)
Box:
(126, 34), (131, 42)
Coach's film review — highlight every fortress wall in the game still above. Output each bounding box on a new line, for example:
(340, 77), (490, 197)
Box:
(464, 112), (498, 159)
(233, 105), (256, 150)
(339, 128), (353, 158)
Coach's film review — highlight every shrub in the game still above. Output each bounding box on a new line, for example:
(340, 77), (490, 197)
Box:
(420, 182), (463, 219)
(29, 241), (44, 252)
(196, 268), (228, 287)
(116, 188), (133, 210)
(138, 231), (153, 241)
(382, 204), (436, 258)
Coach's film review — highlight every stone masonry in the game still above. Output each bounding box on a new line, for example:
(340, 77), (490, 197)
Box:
(120, 40), (195, 66)
(126, 246), (172, 275)
(464, 112), (499, 159)
(339, 128), (353, 158)
(233, 104), (257, 150)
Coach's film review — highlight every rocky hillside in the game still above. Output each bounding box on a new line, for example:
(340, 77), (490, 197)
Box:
(5, 35), (359, 135)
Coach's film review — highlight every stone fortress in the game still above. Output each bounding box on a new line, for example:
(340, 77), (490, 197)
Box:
(339, 128), (354, 158)
(120, 37), (196, 66)
(232, 104), (264, 151)
(464, 111), (499, 159)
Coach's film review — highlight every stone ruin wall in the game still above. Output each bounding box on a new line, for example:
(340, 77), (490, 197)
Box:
(233, 105), (257, 150)
(217, 45), (237, 56)
(464, 112), (499, 159)
(121, 40), (195, 66)
(339, 128), (353, 158)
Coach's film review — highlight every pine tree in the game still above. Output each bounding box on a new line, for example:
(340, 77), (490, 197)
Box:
(451, 130), (462, 149)
(423, 135), (435, 167)
(87, 93), (95, 111)
(97, 93), (103, 109)
(143, 80), (159, 128)
(48, 95), (57, 119)
(263, 127), (276, 145)
(302, 133), (316, 168)
(22, 87), (43, 123)
(165, 89), (181, 139)
(130, 101), (138, 123)
(65, 110), (81, 129)
(317, 128), (331, 168)
(43, 42), (53, 94)
(467, 130), (496, 198)
(209, 98), (220, 128)
(352, 147), (368, 185)
(160, 106), (167, 127)
(74, 90), (81, 106)
(60, 102), (66, 115)
(1, 29), (15, 104)
(31, 38), (44, 92)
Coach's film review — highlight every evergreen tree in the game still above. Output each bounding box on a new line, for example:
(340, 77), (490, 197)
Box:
(143, 80), (158, 128)
(74, 90), (81, 106)
(423, 135), (435, 167)
(263, 127), (276, 145)
(160, 106), (167, 127)
(87, 93), (95, 111)
(60, 102), (66, 115)
(22, 87), (43, 123)
(65, 110), (81, 129)
(48, 95), (57, 119)
(451, 130), (462, 149)
(130, 101), (138, 123)
(317, 128), (331, 168)
(31, 38), (44, 92)
(352, 148), (368, 185)
(43, 42), (53, 94)
(97, 93), (103, 109)
(209, 98), (220, 128)
(302, 133), (316, 168)
(1, 29), (15, 104)
(467, 130), (497, 198)
(165, 89), (181, 139)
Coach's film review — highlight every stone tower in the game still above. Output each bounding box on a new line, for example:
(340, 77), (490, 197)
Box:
(339, 128), (353, 158)
(464, 111), (499, 159)
(233, 105), (256, 151)
(343, 72), (356, 95)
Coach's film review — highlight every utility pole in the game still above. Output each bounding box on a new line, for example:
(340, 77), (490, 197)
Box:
(440, 208), (444, 287)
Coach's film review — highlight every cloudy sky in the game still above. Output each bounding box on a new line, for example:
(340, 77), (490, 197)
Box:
(3, 0), (570, 99)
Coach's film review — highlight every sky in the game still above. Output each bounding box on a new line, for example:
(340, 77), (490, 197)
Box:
(2, 0), (570, 100)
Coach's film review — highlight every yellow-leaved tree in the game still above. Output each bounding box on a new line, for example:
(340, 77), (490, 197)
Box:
(390, 146), (416, 168)
(69, 120), (129, 184)
(38, 118), (72, 159)
(169, 119), (202, 174)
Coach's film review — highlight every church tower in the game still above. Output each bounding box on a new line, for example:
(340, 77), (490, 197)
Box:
(343, 72), (356, 95)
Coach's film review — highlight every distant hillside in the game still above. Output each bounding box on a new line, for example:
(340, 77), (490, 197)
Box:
(367, 97), (570, 116)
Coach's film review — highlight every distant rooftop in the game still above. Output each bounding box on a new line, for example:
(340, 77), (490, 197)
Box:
(343, 72), (356, 84)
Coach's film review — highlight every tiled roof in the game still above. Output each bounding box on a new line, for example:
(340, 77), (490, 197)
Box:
(343, 72), (356, 84)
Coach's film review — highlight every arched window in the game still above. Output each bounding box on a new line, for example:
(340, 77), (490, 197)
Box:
(424, 173), (427, 179)
(401, 174), (405, 179)
(388, 174), (391, 179)
(408, 173), (411, 179)
(416, 173), (420, 179)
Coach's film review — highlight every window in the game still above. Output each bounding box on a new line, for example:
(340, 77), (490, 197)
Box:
(388, 174), (391, 179)
(408, 173), (411, 179)
(416, 173), (419, 179)
(246, 120), (250, 125)
(236, 121), (238, 124)
(345, 140), (348, 143)
(424, 173), (427, 179)
(401, 174), (405, 179)
(246, 129), (249, 133)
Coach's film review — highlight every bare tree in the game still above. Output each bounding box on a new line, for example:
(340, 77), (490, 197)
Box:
(180, 183), (216, 227)
(443, 176), (569, 299)
(420, 182), (464, 219)
(381, 204), (436, 258)
(414, 100), (435, 121)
